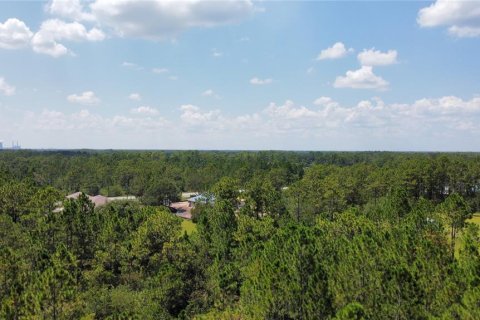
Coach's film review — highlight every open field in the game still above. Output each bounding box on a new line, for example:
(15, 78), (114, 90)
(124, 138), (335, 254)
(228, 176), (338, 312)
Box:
(467, 213), (480, 226)
(181, 219), (196, 235)
(454, 213), (480, 257)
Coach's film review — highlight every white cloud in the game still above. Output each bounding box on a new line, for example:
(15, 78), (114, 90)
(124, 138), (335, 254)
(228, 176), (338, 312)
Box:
(448, 25), (480, 38)
(334, 66), (389, 90)
(401, 96), (480, 116)
(0, 77), (15, 96)
(2, 1), (255, 57)
(31, 108), (168, 132)
(263, 96), (480, 134)
(11, 95), (480, 150)
(46, 0), (95, 22)
(0, 18), (33, 49)
(128, 93), (141, 101)
(152, 67), (168, 74)
(169, 76), (179, 81)
(32, 109), (103, 130)
(316, 42), (352, 60)
(90, 0), (256, 40)
(418, 0), (480, 27)
(67, 91), (100, 105)
(418, 0), (480, 37)
(202, 89), (221, 99)
(357, 48), (398, 66)
(265, 100), (316, 120)
(32, 95), (480, 135)
(32, 19), (105, 57)
(130, 106), (159, 116)
(313, 96), (340, 108)
(109, 114), (169, 130)
(179, 104), (225, 130)
(250, 77), (272, 85)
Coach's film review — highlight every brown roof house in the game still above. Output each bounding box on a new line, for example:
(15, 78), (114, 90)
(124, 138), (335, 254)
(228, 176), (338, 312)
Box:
(66, 192), (109, 208)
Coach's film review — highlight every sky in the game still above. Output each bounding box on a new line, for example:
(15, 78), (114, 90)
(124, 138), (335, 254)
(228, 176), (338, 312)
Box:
(0, 0), (480, 151)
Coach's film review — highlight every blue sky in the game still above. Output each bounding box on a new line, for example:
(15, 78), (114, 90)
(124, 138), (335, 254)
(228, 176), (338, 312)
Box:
(0, 0), (480, 150)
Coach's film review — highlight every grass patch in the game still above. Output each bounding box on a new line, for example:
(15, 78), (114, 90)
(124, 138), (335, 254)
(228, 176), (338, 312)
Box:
(467, 213), (480, 226)
(181, 219), (197, 235)
(454, 213), (480, 257)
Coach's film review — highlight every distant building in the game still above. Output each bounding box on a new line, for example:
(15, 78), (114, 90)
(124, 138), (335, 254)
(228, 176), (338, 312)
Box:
(62, 192), (137, 209)
(187, 194), (215, 207)
(0, 140), (21, 150)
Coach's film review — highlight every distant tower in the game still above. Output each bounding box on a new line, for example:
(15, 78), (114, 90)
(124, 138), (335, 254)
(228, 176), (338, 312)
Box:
(10, 141), (21, 150)
(0, 141), (3, 150)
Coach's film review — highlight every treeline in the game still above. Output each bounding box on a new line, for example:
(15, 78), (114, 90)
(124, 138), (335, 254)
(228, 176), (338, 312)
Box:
(1, 151), (480, 319)
(1, 150), (480, 208)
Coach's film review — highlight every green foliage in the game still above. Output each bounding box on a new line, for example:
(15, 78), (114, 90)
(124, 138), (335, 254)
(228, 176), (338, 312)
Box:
(130, 209), (182, 275)
(1, 151), (480, 319)
(334, 302), (365, 320)
(142, 178), (180, 205)
(211, 177), (240, 206)
(241, 176), (285, 219)
(437, 193), (472, 258)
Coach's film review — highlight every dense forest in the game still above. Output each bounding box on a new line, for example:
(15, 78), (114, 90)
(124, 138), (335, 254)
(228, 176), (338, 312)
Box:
(1, 150), (480, 319)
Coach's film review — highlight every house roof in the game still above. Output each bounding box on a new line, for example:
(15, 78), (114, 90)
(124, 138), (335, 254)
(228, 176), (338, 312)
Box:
(66, 192), (83, 199)
(90, 195), (109, 207)
(65, 192), (108, 207)
(187, 194), (215, 203)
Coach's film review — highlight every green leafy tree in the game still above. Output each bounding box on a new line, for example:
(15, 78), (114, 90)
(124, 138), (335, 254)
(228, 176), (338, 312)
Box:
(437, 193), (472, 258)
(142, 178), (179, 206)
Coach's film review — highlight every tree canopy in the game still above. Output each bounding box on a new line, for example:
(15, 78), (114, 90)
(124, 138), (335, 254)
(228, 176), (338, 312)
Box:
(0, 150), (480, 319)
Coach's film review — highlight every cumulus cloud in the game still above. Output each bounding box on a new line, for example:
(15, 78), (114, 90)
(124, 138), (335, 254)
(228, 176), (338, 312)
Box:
(250, 77), (272, 85)
(418, 0), (480, 38)
(0, 16), (104, 57)
(130, 106), (159, 116)
(67, 91), (100, 105)
(46, 0), (95, 22)
(358, 48), (398, 66)
(0, 77), (15, 96)
(32, 109), (103, 130)
(90, 0), (256, 40)
(334, 66), (389, 90)
(32, 19), (105, 57)
(0, 18), (33, 49)
(31, 95), (480, 135)
(2, 0), (256, 57)
(264, 96), (480, 134)
(313, 96), (340, 108)
(12, 95), (480, 149)
(265, 100), (316, 120)
(180, 104), (221, 123)
(316, 42), (352, 60)
(448, 25), (480, 38)
(128, 93), (141, 101)
(31, 108), (169, 132)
